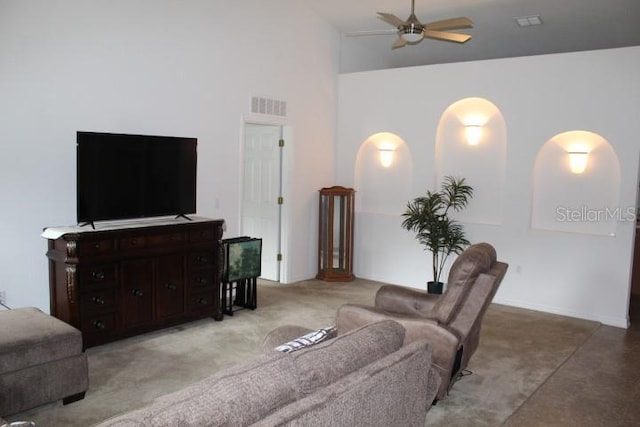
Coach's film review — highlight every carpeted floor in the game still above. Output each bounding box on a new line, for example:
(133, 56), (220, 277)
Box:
(6, 279), (601, 426)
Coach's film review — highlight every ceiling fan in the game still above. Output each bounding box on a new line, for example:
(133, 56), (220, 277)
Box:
(348, 0), (473, 50)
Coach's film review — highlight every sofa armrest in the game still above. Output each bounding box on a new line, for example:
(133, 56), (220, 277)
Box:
(374, 284), (439, 316)
(261, 325), (314, 353)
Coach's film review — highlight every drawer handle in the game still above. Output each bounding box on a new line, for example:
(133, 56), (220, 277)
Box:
(197, 277), (209, 285)
(198, 298), (208, 305)
(196, 256), (210, 263)
(132, 289), (144, 297)
(94, 243), (101, 250)
(165, 283), (178, 291)
(92, 296), (105, 305)
(92, 271), (105, 280)
(130, 239), (138, 246)
(93, 320), (106, 330)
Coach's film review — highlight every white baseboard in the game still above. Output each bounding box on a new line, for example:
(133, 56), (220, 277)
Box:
(493, 296), (629, 329)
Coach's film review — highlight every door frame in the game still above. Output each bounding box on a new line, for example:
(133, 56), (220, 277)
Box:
(239, 114), (293, 283)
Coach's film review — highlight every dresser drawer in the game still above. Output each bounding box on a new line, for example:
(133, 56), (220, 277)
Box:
(119, 235), (148, 250)
(189, 228), (217, 243)
(119, 232), (188, 251)
(147, 232), (186, 247)
(188, 251), (216, 269)
(79, 264), (117, 284)
(77, 238), (116, 256)
(81, 312), (117, 335)
(79, 285), (117, 314)
(188, 291), (215, 311)
(188, 269), (215, 289)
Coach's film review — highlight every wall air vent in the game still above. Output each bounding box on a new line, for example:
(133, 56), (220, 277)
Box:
(251, 96), (287, 117)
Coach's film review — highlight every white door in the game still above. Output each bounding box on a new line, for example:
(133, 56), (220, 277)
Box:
(241, 123), (283, 281)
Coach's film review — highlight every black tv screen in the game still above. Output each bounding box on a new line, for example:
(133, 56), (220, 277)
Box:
(77, 131), (197, 224)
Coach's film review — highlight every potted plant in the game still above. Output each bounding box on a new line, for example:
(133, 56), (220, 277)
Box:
(401, 176), (474, 294)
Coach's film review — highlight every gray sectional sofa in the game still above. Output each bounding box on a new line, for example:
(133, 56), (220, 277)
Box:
(95, 319), (441, 426)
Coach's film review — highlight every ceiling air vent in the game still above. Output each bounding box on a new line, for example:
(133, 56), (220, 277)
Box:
(251, 96), (287, 117)
(514, 15), (542, 27)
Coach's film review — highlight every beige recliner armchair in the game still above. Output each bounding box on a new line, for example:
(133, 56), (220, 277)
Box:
(336, 242), (508, 400)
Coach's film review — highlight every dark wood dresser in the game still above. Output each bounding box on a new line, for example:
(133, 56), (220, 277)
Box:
(44, 218), (224, 348)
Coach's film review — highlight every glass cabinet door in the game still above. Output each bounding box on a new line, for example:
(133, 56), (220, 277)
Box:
(316, 186), (355, 281)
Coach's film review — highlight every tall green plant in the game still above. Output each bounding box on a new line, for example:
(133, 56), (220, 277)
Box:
(401, 176), (474, 284)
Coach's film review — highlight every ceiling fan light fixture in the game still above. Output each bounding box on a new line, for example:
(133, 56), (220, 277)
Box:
(400, 26), (423, 42)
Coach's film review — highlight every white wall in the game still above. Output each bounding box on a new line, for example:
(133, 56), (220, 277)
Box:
(0, 0), (339, 311)
(337, 47), (640, 328)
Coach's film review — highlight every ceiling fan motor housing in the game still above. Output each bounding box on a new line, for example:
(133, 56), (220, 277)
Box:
(401, 13), (424, 42)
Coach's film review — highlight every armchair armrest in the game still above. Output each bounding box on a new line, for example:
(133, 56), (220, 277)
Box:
(375, 284), (440, 317)
(336, 303), (461, 399)
(336, 304), (458, 360)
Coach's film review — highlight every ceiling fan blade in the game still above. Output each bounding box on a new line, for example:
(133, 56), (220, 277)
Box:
(392, 37), (408, 49)
(423, 29), (472, 43)
(345, 29), (399, 37)
(425, 17), (473, 31)
(377, 12), (406, 28)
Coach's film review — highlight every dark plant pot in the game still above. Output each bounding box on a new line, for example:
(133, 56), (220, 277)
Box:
(427, 281), (444, 295)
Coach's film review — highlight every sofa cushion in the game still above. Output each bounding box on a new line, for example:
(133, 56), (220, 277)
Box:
(289, 320), (405, 394)
(0, 307), (83, 373)
(430, 243), (495, 324)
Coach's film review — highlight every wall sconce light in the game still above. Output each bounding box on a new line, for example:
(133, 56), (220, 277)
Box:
(379, 147), (395, 168)
(464, 124), (483, 146)
(568, 151), (589, 174)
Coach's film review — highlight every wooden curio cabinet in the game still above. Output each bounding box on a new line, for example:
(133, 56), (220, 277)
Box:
(316, 186), (355, 282)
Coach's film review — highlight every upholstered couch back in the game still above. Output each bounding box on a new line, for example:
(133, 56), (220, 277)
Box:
(94, 320), (440, 427)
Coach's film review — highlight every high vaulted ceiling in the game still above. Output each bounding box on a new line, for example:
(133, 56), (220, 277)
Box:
(305, 0), (640, 73)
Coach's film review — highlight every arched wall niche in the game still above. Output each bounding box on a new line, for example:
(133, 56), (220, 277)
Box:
(531, 130), (622, 236)
(354, 132), (412, 215)
(435, 97), (507, 225)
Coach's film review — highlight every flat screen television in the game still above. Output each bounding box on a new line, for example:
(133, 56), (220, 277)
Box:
(77, 131), (197, 226)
